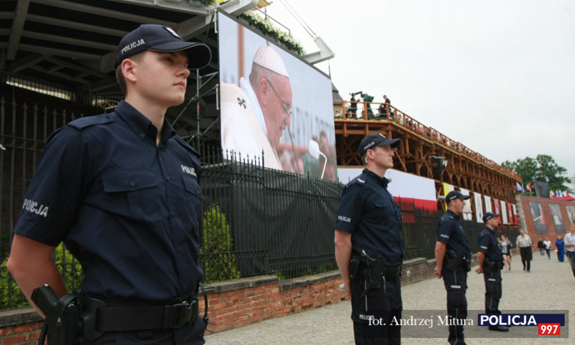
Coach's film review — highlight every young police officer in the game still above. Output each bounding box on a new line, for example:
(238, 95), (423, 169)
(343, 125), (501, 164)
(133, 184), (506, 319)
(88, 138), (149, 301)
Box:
(434, 191), (471, 345)
(475, 212), (509, 332)
(8, 25), (211, 344)
(335, 133), (404, 344)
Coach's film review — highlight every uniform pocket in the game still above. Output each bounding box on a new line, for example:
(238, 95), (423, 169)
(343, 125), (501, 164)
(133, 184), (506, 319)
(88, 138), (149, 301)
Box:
(102, 169), (160, 220)
(181, 175), (205, 229)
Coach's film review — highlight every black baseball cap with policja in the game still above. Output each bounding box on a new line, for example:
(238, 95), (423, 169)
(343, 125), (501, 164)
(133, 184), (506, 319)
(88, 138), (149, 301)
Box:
(115, 24), (212, 69)
(482, 212), (500, 222)
(445, 190), (470, 203)
(359, 133), (400, 157)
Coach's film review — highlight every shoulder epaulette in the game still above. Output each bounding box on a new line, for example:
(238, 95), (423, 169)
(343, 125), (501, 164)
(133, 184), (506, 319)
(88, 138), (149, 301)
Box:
(174, 136), (200, 157)
(68, 113), (115, 130)
(347, 174), (367, 188)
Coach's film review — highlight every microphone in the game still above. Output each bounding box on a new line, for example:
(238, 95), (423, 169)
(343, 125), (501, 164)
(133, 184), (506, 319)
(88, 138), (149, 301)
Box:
(308, 139), (327, 179)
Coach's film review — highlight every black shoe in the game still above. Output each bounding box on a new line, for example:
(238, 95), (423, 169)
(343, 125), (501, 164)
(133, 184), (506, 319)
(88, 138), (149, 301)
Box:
(489, 326), (510, 332)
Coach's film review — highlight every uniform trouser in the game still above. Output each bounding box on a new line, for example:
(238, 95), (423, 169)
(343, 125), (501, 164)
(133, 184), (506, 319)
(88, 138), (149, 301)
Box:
(483, 266), (502, 315)
(442, 266), (467, 345)
(350, 275), (402, 345)
(520, 247), (532, 271)
(88, 318), (207, 344)
(568, 252), (575, 276)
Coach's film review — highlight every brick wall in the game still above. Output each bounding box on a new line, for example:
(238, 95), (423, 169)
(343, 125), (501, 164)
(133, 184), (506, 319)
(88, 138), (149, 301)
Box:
(0, 322), (42, 345)
(517, 194), (575, 247)
(0, 258), (440, 344)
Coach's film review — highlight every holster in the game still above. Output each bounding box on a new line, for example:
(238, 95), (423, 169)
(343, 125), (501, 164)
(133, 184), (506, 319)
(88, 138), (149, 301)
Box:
(445, 250), (469, 271)
(349, 257), (360, 281)
(32, 284), (83, 345)
(355, 251), (401, 297)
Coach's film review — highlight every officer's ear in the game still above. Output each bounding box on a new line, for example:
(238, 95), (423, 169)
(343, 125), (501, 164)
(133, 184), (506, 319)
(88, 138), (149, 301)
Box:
(121, 58), (138, 85)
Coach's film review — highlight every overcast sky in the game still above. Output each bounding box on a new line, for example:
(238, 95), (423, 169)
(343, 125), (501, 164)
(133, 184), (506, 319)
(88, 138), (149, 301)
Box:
(263, 0), (575, 186)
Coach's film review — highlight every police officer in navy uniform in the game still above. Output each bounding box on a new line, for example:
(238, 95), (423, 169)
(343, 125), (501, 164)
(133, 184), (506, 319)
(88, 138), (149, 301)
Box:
(335, 133), (404, 344)
(434, 191), (471, 345)
(8, 25), (212, 344)
(475, 212), (509, 332)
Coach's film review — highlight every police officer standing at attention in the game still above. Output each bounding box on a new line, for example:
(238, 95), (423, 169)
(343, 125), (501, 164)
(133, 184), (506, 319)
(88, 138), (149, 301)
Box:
(434, 191), (472, 345)
(475, 212), (509, 332)
(8, 25), (212, 344)
(335, 133), (404, 344)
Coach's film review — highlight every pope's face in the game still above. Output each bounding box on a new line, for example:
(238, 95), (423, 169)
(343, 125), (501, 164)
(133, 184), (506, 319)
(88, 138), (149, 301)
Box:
(261, 75), (292, 148)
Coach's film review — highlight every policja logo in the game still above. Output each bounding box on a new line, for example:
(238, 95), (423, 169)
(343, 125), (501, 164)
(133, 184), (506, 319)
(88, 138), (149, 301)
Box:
(120, 39), (145, 55)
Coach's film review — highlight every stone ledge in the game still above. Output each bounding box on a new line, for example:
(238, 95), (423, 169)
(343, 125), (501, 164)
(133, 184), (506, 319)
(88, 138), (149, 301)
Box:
(203, 275), (279, 295)
(0, 307), (41, 328)
(279, 270), (341, 291)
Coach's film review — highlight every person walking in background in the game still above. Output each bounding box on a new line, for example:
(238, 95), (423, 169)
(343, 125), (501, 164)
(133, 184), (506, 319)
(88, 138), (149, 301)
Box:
(555, 236), (565, 263)
(516, 229), (533, 272)
(564, 224), (575, 276)
(543, 238), (552, 259)
(537, 240), (545, 256)
(499, 234), (513, 271)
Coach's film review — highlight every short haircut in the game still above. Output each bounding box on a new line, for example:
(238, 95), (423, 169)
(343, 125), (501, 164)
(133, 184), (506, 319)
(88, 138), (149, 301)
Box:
(115, 51), (147, 96)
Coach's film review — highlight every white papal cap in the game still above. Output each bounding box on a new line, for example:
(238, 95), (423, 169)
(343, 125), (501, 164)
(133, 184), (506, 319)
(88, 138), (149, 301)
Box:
(252, 46), (290, 78)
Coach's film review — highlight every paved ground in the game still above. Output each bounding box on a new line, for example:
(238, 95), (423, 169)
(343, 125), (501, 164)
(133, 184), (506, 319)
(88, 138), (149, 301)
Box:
(206, 252), (575, 344)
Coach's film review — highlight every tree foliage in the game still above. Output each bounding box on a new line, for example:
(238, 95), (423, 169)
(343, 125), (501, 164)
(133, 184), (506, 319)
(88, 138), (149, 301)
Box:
(200, 205), (241, 282)
(239, 11), (305, 56)
(1, 243), (82, 310)
(502, 154), (570, 191)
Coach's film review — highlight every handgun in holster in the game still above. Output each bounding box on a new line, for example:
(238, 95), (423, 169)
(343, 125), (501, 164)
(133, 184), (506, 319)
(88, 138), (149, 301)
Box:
(444, 249), (464, 271)
(359, 251), (386, 297)
(32, 284), (80, 345)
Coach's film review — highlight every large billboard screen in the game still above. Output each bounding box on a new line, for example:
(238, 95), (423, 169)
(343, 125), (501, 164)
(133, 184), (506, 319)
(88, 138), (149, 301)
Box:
(218, 12), (337, 181)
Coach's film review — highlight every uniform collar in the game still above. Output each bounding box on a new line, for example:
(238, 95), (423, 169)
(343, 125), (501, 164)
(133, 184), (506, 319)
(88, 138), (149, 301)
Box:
(115, 101), (176, 143)
(446, 209), (460, 220)
(362, 168), (389, 188)
(485, 226), (496, 235)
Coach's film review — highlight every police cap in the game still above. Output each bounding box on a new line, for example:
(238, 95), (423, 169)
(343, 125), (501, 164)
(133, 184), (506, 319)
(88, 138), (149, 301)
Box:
(359, 133), (400, 157)
(115, 24), (212, 69)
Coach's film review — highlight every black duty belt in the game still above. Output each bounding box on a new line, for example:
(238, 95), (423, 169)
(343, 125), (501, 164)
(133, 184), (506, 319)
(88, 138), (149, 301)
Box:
(96, 299), (199, 332)
(380, 266), (402, 277)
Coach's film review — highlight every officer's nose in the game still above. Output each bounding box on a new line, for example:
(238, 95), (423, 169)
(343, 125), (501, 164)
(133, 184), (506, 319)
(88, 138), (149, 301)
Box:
(180, 67), (191, 79)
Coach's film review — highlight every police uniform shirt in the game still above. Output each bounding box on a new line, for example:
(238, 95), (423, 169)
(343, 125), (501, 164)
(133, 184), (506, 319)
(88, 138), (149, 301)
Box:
(478, 227), (503, 262)
(334, 169), (404, 267)
(14, 101), (203, 303)
(436, 210), (471, 259)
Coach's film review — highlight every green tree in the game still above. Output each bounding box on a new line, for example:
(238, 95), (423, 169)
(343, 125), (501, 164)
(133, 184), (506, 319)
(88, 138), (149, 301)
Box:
(502, 157), (537, 184)
(502, 154), (570, 191)
(534, 154), (570, 191)
(1, 243), (82, 309)
(200, 205), (241, 282)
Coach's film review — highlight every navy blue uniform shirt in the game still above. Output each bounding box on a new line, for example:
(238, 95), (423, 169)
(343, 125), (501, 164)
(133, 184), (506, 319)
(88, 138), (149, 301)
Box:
(14, 101), (204, 303)
(436, 210), (471, 259)
(334, 169), (404, 267)
(478, 227), (503, 262)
